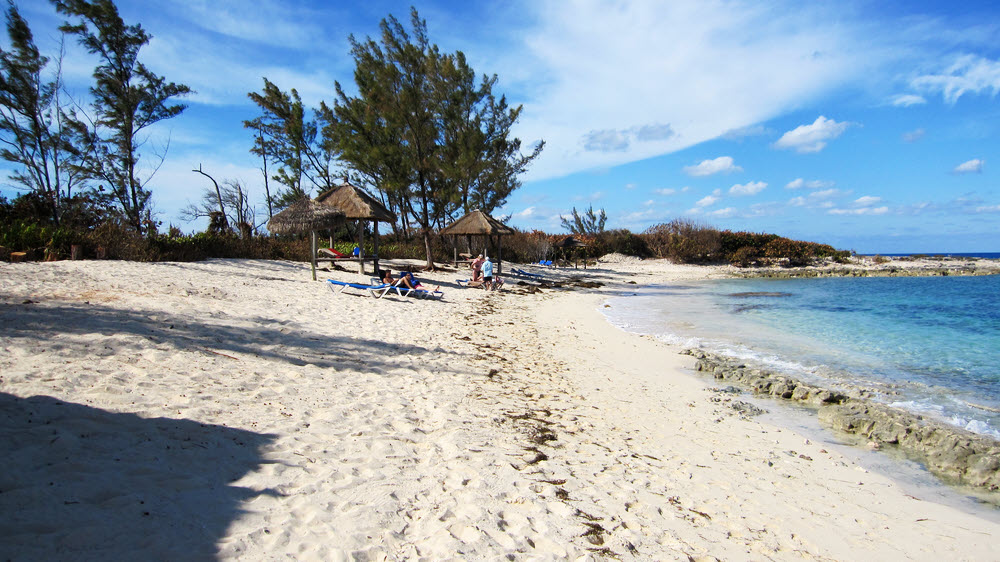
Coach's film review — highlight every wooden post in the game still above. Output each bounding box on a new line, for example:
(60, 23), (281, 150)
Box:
(310, 230), (317, 281)
(373, 220), (380, 277)
(357, 220), (365, 274)
(498, 235), (503, 274)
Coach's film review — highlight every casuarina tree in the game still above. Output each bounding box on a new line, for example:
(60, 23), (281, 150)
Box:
(53, 0), (190, 234)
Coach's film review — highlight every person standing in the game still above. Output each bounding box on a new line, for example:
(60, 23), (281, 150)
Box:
(482, 257), (494, 290)
(471, 254), (485, 282)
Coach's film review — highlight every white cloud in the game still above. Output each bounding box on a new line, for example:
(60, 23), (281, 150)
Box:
(854, 196), (882, 205)
(975, 205), (1000, 213)
(654, 188), (677, 196)
(721, 124), (771, 140)
(510, 1), (879, 180)
(684, 156), (742, 177)
(642, 199), (655, 207)
(774, 116), (852, 153)
(785, 178), (834, 190)
(811, 188), (842, 199)
(581, 123), (675, 152)
(891, 94), (926, 107)
(912, 55), (1000, 104)
(729, 181), (767, 196)
(696, 195), (720, 207)
(709, 207), (738, 218)
(828, 206), (889, 216)
(902, 128), (925, 142)
(954, 159), (984, 174)
(514, 206), (536, 218)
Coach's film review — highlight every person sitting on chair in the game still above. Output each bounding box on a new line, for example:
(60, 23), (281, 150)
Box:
(399, 271), (439, 293)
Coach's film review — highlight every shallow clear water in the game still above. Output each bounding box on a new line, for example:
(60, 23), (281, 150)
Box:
(603, 275), (1000, 439)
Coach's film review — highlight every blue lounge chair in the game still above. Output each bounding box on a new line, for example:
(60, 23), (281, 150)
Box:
(326, 279), (394, 298)
(414, 288), (444, 299)
(511, 267), (545, 280)
(370, 277), (417, 298)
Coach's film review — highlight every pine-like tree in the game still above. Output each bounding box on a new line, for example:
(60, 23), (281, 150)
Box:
(53, 0), (190, 234)
(0, 2), (84, 225)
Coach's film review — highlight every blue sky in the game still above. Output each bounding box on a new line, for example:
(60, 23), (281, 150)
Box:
(5, 0), (1000, 253)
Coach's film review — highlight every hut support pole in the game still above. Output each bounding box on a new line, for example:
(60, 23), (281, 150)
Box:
(498, 235), (503, 274)
(310, 230), (317, 281)
(373, 221), (380, 277)
(357, 221), (365, 274)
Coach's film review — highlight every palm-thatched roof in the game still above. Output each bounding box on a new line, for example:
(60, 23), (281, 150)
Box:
(558, 236), (588, 248)
(440, 209), (515, 236)
(315, 182), (396, 222)
(267, 198), (345, 234)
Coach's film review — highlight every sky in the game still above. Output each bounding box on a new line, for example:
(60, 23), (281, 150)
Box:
(4, 0), (1000, 253)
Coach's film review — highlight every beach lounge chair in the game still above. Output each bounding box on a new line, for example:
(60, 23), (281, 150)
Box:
(511, 267), (545, 280)
(326, 279), (394, 298)
(318, 247), (347, 258)
(414, 287), (444, 299)
(370, 277), (417, 298)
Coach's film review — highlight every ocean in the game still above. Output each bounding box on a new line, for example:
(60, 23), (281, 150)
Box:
(602, 274), (1000, 440)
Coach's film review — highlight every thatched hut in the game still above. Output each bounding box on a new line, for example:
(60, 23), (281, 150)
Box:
(315, 182), (396, 274)
(268, 198), (346, 280)
(440, 209), (515, 273)
(557, 236), (589, 269)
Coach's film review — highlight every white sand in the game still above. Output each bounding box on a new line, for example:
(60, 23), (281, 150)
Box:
(1, 257), (998, 560)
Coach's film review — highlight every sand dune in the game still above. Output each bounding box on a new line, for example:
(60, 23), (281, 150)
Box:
(1, 258), (998, 560)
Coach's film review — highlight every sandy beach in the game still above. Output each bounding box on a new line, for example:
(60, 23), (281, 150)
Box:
(2, 257), (999, 560)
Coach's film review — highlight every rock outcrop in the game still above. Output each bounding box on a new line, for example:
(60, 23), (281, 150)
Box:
(686, 349), (1000, 492)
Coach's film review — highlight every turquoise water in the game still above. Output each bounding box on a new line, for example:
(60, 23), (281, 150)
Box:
(602, 274), (1000, 439)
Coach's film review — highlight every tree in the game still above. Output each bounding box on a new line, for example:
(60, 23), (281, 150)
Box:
(53, 0), (190, 234)
(181, 169), (258, 238)
(332, 8), (542, 269)
(190, 163), (227, 231)
(0, 2), (83, 225)
(244, 78), (337, 210)
(561, 205), (607, 235)
(244, 117), (274, 219)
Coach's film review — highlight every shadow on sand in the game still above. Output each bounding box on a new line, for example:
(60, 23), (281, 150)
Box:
(0, 393), (277, 560)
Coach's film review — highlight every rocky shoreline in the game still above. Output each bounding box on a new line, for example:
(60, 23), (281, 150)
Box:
(729, 256), (1000, 279)
(685, 350), (1000, 496)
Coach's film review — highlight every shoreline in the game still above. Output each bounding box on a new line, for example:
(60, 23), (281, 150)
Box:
(2, 257), (999, 559)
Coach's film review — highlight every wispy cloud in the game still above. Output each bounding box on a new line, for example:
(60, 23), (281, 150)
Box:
(785, 178), (834, 189)
(854, 196), (882, 206)
(508, 0), (880, 180)
(683, 156), (742, 177)
(581, 123), (675, 152)
(829, 206), (889, 216)
(890, 94), (926, 107)
(902, 128), (925, 142)
(774, 116), (852, 153)
(709, 207), (738, 218)
(953, 159), (984, 174)
(912, 55), (1000, 104)
(721, 124), (772, 140)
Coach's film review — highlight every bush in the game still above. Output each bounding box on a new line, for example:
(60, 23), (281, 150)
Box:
(592, 229), (651, 258)
(643, 219), (720, 263)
